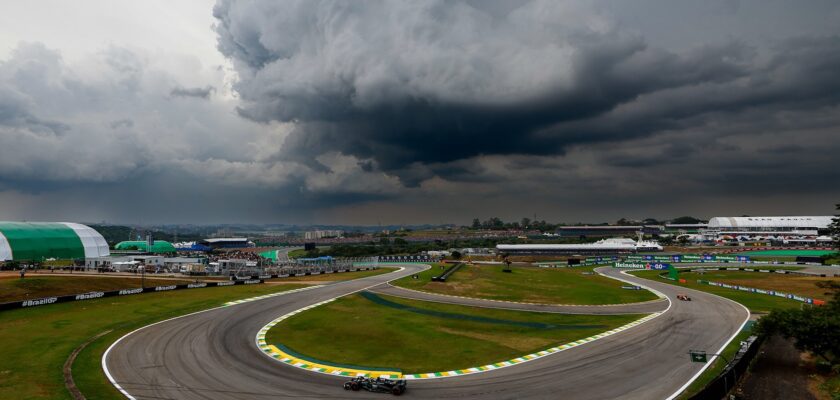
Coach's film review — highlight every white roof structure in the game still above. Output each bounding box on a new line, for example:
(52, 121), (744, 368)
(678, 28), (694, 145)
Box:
(202, 238), (248, 243)
(497, 238), (662, 252)
(707, 216), (833, 230)
(63, 222), (110, 258)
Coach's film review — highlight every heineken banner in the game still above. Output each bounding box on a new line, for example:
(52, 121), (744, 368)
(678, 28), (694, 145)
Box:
(698, 280), (820, 305)
(613, 262), (672, 270)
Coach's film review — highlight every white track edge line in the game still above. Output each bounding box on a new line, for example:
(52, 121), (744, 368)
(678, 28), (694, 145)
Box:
(101, 285), (322, 400)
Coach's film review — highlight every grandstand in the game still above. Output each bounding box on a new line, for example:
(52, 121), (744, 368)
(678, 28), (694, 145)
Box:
(703, 216), (833, 244)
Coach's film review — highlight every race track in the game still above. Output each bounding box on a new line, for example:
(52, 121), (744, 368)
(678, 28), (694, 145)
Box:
(103, 265), (748, 400)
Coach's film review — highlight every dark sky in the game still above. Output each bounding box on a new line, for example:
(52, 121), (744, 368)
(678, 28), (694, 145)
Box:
(1, 0), (839, 225)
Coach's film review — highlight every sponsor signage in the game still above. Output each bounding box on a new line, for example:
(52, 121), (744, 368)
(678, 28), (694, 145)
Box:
(621, 285), (642, 290)
(646, 263), (671, 270)
(0, 264), (370, 312)
(699, 279), (820, 305)
(614, 262), (646, 269)
(75, 292), (105, 300)
(22, 297), (58, 307)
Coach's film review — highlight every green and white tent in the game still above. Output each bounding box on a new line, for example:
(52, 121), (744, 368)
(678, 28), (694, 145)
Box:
(0, 222), (110, 262)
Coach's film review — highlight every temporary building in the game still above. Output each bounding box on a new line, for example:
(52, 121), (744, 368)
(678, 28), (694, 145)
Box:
(0, 221), (109, 261)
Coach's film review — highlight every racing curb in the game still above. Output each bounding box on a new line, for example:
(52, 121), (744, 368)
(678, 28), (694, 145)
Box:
(256, 296), (665, 380)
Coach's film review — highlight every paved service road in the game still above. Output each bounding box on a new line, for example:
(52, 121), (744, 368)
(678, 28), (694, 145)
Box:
(103, 265), (748, 400)
(369, 283), (669, 315)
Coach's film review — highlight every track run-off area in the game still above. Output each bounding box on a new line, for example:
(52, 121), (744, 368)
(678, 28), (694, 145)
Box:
(102, 264), (748, 400)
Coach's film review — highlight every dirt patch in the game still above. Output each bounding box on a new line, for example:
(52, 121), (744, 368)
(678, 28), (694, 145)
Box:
(735, 335), (817, 400)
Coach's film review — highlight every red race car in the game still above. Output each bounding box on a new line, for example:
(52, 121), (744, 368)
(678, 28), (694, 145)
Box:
(677, 294), (691, 301)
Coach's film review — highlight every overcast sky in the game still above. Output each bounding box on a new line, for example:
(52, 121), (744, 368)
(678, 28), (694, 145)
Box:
(1, 0), (839, 225)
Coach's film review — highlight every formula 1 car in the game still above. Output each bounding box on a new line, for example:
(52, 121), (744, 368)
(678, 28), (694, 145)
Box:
(677, 294), (692, 301)
(344, 376), (407, 396)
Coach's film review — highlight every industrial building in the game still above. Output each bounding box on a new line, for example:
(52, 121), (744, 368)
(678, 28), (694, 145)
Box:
(702, 216), (834, 244)
(497, 238), (663, 255)
(304, 230), (343, 240)
(0, 221), (109, 262)
(114, 240), (178, 254)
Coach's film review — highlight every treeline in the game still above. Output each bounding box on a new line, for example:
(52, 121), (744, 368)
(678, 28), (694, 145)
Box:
(304, 237), (597, 258)
(467, 216), (705, 231)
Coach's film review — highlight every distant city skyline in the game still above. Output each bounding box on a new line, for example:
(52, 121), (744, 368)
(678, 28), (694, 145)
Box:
(1, 0), (839, 224)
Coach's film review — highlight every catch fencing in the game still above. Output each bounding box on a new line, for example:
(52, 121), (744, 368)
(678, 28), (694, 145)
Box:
(688, 336), (763, 400)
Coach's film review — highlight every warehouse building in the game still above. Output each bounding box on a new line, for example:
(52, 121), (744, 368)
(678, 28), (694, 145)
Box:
(702, 216), (833, 244)
(0, 221), (109, 262)
(114, 240), (178, 254)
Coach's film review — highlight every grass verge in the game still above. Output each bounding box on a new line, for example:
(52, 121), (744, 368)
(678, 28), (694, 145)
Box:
(671, 269), (839, 300)
(0, 275), (200, 303)
(392, 263), (657, 305)
(266, 292), (644, 373)
(0, 283), (308, 400)
(629, 269), (801, 313)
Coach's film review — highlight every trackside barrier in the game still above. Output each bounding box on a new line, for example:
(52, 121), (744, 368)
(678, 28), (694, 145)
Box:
(0, 279), (263, 312)
(697, 280), (823, 305)
(432, 263), (464, 282)
(688, 335), (763, 400)
(0, 266), (378, 313)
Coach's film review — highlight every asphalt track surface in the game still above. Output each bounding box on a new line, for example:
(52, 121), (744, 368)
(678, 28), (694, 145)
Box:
(103, 265), (748, 400)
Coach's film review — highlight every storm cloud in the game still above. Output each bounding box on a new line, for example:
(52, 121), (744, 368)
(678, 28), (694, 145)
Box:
(1, 0), (839, 224)
(212, 0), (840, 189)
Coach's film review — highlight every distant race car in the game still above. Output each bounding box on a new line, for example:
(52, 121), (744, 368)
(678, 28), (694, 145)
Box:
(344, 377), (407, 396)
(677, 294), (691, 301)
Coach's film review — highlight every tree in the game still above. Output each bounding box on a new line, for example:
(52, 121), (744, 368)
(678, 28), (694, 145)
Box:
(471, 218), (481, 230)
(670, 216), (704, 224)
(450, 250), (462, 260)
(520, 217), (531, 229)
(756, 287), (840, 364)
(830, 203), (840, 250)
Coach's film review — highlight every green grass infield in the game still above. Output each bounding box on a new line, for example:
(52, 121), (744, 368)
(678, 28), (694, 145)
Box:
(0, 283), (308, 400)
(265, 292), (644, 374)
(392, 263), (658, 305)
